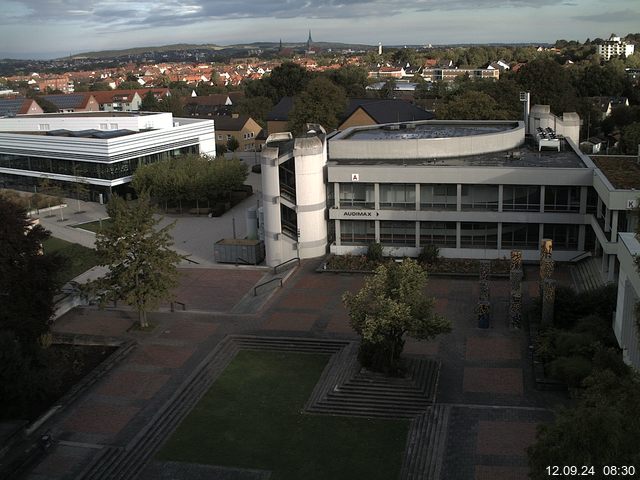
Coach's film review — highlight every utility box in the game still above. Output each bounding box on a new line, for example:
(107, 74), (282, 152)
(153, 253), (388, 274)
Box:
(214, 239), (265, 265)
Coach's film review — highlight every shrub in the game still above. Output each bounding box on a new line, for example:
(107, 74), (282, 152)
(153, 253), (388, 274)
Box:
(366, 242), (384, 263)
(417, 244), (440, 264)
(551, 284), (617, 328)
(553, 331), (599, 358)
(547, 355), (593, 387)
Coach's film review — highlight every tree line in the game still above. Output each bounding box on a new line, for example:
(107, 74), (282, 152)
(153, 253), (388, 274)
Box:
(131, 154), (248, 212)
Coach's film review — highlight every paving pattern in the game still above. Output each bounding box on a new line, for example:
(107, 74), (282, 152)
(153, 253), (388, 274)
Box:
(23, 262), (571, 480)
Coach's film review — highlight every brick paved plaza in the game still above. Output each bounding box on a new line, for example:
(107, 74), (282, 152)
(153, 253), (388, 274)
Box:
(26, 262), (568, 480)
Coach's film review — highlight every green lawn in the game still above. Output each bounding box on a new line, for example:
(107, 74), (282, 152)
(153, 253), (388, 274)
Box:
(42, 237), (99, 283)
(72, 218), (113, 233)
(158, 350), (409, 480)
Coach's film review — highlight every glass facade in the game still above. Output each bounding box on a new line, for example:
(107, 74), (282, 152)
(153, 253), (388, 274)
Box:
(502, 185), (541, 212)
(420, 221), (456, 247)
(340, 220), (375, 245)
(544, 186), (580, 212)
(0, 146), (198, 181)
(380, 221), (415, 246)
(543, 224), (579, 250)
(461, 185), (498, 211)
(380, 184), (416, 210)
(502, 223), (540, 249)
(278, 158), (296, 203)
(420, 184), (457, 210)
(339, 183), (374, 209)
(460, 222), (498, 249)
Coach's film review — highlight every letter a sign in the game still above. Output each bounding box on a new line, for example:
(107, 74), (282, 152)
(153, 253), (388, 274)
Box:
(351, 173), (359, 182)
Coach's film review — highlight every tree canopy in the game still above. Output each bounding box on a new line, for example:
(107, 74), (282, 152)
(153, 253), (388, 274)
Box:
(90, 193), (182, 328)
(343, 259), (451, 373)
(288, 77), (347, 134)
(528, 369), (640, 477)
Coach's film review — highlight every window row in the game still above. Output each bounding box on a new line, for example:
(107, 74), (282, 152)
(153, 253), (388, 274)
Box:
(335, 183), (583, 213)
(0, 146), (199, 180)
(339, 220), (579, 250)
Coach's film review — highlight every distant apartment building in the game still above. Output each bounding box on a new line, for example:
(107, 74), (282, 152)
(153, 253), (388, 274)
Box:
(213, 114), (262, 152)
(598, 34), (635, 61)
(0, 98), (44, 117)
(37, 76), (74, 93)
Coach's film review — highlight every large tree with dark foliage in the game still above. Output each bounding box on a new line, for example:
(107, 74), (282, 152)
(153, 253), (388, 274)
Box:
(0, 197), (64, 354)
(0, 197), (66, 418)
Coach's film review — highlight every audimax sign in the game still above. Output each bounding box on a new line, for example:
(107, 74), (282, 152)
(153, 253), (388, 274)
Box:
(342, 210), (380, 217)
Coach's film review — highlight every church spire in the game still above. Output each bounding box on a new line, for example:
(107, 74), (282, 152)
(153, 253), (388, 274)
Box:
(307, 29), (313, 50)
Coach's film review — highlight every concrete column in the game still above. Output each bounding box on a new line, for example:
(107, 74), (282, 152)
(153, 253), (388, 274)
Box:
(374, 183), (380, 210)
(415, 221), (420, 248)
(539, 185), (545, 213)
(579, 186), (588, 215)
(597, 196), (603, 219)
(415, 183), (420, 211)
(611, 210), (619, 241)
(333, 183), (340, 208)
(498, 185), (503, 213)
(261, 147), (283, 267)
(375, 220), (380, 243)
(335, 220), (341, 246)
(538, 223), (544, 246)
(456, 221), (461, 249)
(604, 207), (611, 232)
(456, 184), (462, 212)
(497, 223), (503, 250)
(578, 224), (586, 251)
(608, 254), (616, 282)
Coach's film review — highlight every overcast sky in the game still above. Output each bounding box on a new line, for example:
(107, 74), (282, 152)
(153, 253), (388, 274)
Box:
(1, 0), (639, 59)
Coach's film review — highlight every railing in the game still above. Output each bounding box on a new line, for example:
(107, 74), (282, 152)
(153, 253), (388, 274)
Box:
(253, 277), (283, 296)
(273, 257), (300, 274)
(568, 251), (592, 263)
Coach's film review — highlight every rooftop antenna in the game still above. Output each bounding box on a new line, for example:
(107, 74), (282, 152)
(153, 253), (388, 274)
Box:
(519, 91), (530, 133)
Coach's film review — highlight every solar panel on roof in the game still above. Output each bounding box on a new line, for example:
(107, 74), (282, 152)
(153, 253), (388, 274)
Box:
(43, 94), (86, 109)
(0, 99), (25, 116)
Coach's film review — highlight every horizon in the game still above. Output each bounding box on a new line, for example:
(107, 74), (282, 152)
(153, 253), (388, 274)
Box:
(1, 0), (639, 61)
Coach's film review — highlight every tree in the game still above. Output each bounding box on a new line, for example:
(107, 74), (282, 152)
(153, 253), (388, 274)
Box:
(378, 79), (397, 99)
(72, 166), (90, 213)
(516, 58), (578, 114)
(330, 65), (369, 97)
(288, 77), (347, 134)
(268, 62), (311, 99)
(90, 193), (182, 328)
(342, 259), (451, 374)
(235, 95), (273, 126)
(140, 90), (160, 111)
(0, 197), (65, 354)
(528, 369), (640, 478)
(158, 94), (184, 117)
(619, 122), (640, 155)
(437, 90), (512, 120)
(226, 136), (240, 152)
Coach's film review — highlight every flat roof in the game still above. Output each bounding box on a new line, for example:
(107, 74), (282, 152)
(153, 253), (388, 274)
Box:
(12, 112), (159, 119)
(342, 122), (516, 141)
(591, 155), (640, 189)
(329, 141), (587, 168)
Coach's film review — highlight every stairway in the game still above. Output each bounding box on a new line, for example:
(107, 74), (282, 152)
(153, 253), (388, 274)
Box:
(570, 257), (607, 293)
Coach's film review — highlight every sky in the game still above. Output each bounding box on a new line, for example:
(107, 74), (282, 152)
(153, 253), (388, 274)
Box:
(1, 0), (639, 59)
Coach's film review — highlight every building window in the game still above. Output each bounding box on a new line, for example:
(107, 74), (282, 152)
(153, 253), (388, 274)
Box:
(502, 223), (539, 249)
(281, 204), (298, 240)
(340, 220), (376, 245)
(544, 186), (580, 212)
(38, 124), (50, 131)
(109, 123), (118, 130)
(226, 134), (232, 141)
(420, 184), (456, 210)
(420, 221), (456, 247)
(380, 184), (416, 210)
(380, 221), (415, 246)
(502, 185), (540, 211)
(339, 183), (374, 209)
(543, 224), (579, 250)
(460, 222), (498, 249)
(461, 185), (498, 211)
(279, 158), (296, 202)
(99, 123), (108, 130)
(217, 134), (223, 140)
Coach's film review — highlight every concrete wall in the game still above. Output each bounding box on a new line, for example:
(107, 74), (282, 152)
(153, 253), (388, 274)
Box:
(3, 112), (174, 132)
(330, 121), (525, 160)
(528, 105), (581, 145)
(614, 233), (640, 370)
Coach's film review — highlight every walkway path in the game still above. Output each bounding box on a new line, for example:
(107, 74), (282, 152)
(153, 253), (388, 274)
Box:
(24, 261), (568, 480)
